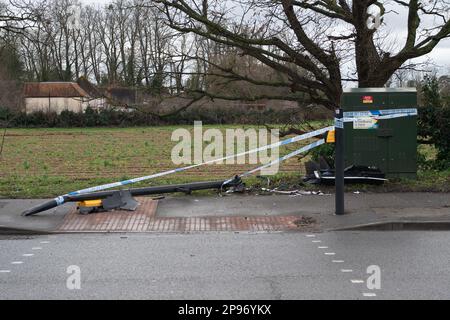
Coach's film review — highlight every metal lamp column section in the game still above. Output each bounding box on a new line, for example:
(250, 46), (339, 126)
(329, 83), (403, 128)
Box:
(335, 108), (345, 215)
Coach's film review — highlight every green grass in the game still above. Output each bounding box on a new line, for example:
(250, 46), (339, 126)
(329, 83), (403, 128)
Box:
(0, 124), (327, 198)
(0, 124), (448, 198)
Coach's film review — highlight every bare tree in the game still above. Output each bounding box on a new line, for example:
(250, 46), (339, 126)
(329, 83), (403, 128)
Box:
(4, 0), (448, 113)
(0, 0), (40, 35)
(151, 0), (450, 108)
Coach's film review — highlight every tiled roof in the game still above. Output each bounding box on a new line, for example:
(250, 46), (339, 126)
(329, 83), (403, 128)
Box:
(77, 77), (103, 98)
(23, 82), (90, 98)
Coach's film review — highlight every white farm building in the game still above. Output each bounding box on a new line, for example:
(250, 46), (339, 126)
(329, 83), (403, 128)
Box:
(23, 82), (105, 114)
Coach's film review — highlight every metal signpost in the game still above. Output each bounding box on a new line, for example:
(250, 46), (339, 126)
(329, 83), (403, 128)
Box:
(335, 108), (345, 215)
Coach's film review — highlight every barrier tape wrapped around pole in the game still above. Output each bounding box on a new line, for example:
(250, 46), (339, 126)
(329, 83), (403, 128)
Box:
(343, 108), (417, 118)
(342, 108), (417, 123)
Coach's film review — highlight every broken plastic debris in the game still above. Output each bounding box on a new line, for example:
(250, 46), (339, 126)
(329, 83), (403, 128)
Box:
(260, 188), (330, 196)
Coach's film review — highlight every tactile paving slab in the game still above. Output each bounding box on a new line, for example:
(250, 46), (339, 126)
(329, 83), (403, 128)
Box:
(58, 197), (311, 233)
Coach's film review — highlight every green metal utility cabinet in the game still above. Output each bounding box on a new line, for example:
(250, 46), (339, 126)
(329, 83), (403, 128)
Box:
(341, 88), (417, 178)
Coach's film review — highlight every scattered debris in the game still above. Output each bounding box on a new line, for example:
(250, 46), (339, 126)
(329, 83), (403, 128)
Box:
(293, 216), (316, 227)
(260, 188), (330, 196)
(304, 158), (387, 185)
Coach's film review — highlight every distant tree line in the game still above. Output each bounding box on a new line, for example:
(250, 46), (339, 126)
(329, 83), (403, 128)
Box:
(1, 0), (450, 109)
(0, 0), (293, 100)
(1, 0), (192, 92)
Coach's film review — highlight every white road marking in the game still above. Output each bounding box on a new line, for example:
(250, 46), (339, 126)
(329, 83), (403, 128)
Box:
(351, 280), (364, 284)
(0, 270), (11, 273)
(22, 254), (34, 257)
(306, 234), (316, 237)
(363, 293), (377, 297)
(308, 237), (368, 299)
(40, 241), (50, 244)
(11, 261), (23, 265)
(32, 247), (42, 250)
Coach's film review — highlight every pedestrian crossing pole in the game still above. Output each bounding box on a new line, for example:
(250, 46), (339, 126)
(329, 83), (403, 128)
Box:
(335, 108), (345, 215)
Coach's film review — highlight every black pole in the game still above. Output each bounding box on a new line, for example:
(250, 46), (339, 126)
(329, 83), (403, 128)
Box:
(22, 177), (243, 216)
(335, 108), (345, 215)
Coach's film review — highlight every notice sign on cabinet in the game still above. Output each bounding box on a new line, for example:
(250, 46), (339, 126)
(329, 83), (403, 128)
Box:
(362, 96), (374, 103)
(353, 117), (379, 129)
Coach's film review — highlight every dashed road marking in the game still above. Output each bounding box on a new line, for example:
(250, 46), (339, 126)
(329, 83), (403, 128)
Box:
(363, 293), (377, 297)
(0, 270), (11, 273)
(11, 261), (23, 265)
(341, 269), (353, 273)
(40, 241), (50, 244)
(351, 280), (364, 284)
(22, 254), (34, 257)
(308, 235), (375, 299)
(32, 247), (42, 250)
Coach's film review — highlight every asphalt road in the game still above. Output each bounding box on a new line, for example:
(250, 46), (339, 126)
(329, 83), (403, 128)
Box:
(1, 231), (449, 299)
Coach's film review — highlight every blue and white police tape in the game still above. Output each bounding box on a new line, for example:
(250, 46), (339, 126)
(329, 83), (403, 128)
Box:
(221, 139), (325, 186)
(343, 108), (417, 118)
(240, 139), (325, 178)
(63, 125), (334, 200)
(335, 108), (417, 127)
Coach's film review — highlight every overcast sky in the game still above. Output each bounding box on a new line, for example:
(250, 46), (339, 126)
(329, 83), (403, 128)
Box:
(81, 0), (450, 74)
(374, 2), (450, 74)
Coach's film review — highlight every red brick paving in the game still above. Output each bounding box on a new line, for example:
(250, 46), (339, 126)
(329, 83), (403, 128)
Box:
(58, 197), (311, 233)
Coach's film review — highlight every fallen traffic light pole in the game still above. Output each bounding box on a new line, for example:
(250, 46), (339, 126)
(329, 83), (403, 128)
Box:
(22, 176), (244, 216)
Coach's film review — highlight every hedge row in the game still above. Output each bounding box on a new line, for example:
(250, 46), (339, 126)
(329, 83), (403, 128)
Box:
(0, 106), (322, 127)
